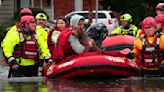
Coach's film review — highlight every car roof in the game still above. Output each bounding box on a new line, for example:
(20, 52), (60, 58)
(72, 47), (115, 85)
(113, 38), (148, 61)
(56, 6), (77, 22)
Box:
(68, 10), (112, 13)
(65, 10), (113, 18)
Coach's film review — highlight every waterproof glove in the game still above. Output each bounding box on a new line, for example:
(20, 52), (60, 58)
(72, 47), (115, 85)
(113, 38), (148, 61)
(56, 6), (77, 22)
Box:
(8, 56), (17, 65)
(8, 56), (19, 70)
(44, 56), (50, 63)
(44, 56), (53, 63)
(10, 59), (17, 65)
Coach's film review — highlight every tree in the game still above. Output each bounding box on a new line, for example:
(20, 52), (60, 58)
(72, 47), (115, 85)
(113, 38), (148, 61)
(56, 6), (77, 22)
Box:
(101, 0), (163, 27)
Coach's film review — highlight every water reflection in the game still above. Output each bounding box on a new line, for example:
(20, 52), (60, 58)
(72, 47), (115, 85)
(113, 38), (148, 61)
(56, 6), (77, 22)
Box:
(1, 77), (164, 92)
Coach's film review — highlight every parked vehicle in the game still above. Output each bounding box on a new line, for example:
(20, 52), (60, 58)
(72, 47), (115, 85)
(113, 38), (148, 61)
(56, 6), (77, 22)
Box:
(65, 10), (119, 34)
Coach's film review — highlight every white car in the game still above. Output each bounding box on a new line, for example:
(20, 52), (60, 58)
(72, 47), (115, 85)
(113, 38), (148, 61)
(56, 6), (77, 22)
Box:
(65, 10), (119, 34)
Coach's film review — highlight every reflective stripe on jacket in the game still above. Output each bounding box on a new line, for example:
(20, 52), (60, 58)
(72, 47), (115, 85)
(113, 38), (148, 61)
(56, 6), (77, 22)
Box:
(111, 24), (141, 37)
(1, 25), (51, 66)
(13, 32), (39, 60)
(133, 34), (164, 70)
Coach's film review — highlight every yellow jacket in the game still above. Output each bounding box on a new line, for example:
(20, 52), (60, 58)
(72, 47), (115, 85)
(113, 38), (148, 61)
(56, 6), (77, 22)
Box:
(132, 34), (164, 69)
(1, 25), (51, 66)
(36, 26), (48, 41)
(2, 25), (48, 44)
(111, 24), (141, 38)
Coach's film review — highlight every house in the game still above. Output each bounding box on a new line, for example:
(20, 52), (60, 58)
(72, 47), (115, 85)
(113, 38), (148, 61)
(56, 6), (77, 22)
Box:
(0, 0), (102, 24)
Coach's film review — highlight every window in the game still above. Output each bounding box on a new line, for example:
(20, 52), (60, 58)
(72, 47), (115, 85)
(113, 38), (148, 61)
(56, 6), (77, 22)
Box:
(46, 0), (51, 7)
(77, 13), (88, 19)
(109, 13), (115, 18)
(96, 13), (106, 18)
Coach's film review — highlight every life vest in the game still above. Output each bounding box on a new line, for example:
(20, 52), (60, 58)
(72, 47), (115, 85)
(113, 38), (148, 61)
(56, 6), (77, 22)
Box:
(47, 28), (55, 54)
(139, 34), (163, 68)
(47, 27), (67, 54)
(52, 28), (75, 61)
(120, 26), (137, 37)
(13, 26), (39, 61)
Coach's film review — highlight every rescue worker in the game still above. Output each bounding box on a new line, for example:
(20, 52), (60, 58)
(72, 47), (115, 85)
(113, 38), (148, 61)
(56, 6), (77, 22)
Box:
(35, 13), (51, 32)
(2, 8), (47, 46)
(1, 8), (33, 45)
(132, 17), (164, 76)
(47, 16), (69, 54)
(1, 7), (34, 65)
(140, 3), (164, 35)
(1, 8), (48, 68)
(155, 15), (164, 33)
(111, 13), (141, 37)
(52, 14), (101, 62)
(2, 15), (51, 77)
(156, 3), (164, 16)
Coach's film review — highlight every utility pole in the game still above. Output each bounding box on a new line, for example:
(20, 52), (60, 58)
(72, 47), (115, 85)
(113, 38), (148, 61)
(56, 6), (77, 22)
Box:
(31, 0), (34, 7)
(17, 0), (20, 10)
(88, 0), (93, 24)
(39, 0), (43, 9)
(95, 0), (98, 23)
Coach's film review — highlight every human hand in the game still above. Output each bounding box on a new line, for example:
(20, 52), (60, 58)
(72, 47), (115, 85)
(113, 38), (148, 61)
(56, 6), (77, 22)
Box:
(10, 59), (19, 70)
(119, 48), (131, 55)
(11, 64), (19, 70)
(44, 57), (54, 65)
(47, 59), (53, 65)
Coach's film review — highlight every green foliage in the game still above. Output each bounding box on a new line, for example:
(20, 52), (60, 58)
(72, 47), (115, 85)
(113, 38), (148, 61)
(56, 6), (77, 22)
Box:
(0, 19), (15, 43)
(0, 8), (48, 43)
(107, 0), (163, 26)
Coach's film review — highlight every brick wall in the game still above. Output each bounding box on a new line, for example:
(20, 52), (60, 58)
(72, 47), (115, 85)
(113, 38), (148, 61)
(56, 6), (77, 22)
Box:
(34, 0), (39, 7)
(53, 0), (74, 18)
(34, 0), (98, 19)
(83, 0), (96, 10)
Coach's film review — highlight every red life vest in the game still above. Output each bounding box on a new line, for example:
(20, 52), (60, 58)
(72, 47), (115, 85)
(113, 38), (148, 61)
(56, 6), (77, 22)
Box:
(139, 34), (163, 68)
(13, 27), (39, 61)
(52, 28), (75, 61)
(47, 28), (55, 54)
(47, 27), (63, 54)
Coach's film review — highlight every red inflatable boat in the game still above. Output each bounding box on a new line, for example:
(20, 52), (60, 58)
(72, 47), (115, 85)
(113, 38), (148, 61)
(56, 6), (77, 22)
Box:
(102, 35), (136, 56)
(43, 35), (139, 79)
(43, 52), (140, 79)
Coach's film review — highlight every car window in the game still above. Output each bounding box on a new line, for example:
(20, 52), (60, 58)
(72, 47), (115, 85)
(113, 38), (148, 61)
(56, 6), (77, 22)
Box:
(66, 14), (76, 19)
(77, 13), (106, 19)
(96, 13), (106, 18)
(77, 13), (88, 19)
(109, 12), (115, 18)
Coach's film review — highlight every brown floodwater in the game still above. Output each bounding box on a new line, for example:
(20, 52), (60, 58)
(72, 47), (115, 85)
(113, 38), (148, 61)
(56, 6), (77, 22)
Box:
(0, 77), (164, 92)
(0, 49), (164, 92)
